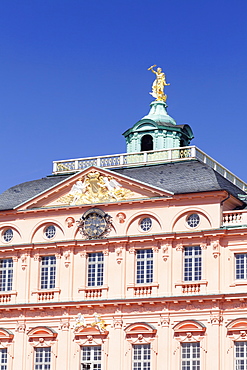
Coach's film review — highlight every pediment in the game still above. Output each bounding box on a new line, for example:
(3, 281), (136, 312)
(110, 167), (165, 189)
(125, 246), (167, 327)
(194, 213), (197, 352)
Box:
(17, 166), (173, 210)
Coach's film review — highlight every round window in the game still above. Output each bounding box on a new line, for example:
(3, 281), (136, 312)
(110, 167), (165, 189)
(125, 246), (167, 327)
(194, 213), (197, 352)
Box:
(187, 214), (200, 228)
(44, 225), (56, 239)
(140, 217), (152, 232)
(3, 229), (13, 243)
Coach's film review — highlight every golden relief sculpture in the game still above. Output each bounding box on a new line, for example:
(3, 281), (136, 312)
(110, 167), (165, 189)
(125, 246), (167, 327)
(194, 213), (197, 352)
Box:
(74, 313), (107, 333)
(148, 65), (170, 102)
(57, 171), (133, 205)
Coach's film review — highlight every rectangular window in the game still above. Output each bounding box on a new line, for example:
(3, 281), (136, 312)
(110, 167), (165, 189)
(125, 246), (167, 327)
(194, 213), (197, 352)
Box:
(88, 253), (104, 287)
(133, 344), (151, 370)
(181, 342), (200, 370)
(40, 256), (56, 289)
(136, 249), (153, 284)
(0, 259), (13, 292)
(235, 341), (247, 369)
(81, 346), (101, 370)
(0, 348), (7, 370)
(236, 254), (247, 280)
(34, 347), (51, 370)
(184, 246), (202, 281)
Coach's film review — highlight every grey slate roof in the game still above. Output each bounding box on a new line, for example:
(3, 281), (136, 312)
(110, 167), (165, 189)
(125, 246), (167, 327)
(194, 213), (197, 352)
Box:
(0, 160), (245, 211)
(0, 175), (70, 211)
(112, 160), (247, 199)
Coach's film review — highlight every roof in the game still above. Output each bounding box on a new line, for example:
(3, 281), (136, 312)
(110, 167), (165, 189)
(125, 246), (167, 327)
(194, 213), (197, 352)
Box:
(0, 175), (70, 211)
(0, 160), (245, 211)
(112, 160), (246, 198)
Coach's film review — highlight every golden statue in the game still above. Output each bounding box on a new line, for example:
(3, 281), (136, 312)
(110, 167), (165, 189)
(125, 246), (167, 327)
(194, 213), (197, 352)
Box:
(148, 65), (170, 102)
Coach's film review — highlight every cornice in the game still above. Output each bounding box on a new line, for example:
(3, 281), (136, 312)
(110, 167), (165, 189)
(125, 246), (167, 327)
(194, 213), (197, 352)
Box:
(1, 293), (247, 313)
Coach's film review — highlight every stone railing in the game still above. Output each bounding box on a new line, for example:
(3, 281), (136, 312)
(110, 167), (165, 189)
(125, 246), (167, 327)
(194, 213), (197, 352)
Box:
(134, 285), (153, 296)
(79, 285), (108, 299)
(85, 288), (103, 299)
(175, 281), (207, 294)
(32, 288), (60, 302)
(222, 211), (247, 227)
(0, 291), (17, 303)
(127, 282), (159, 297)
(52, 146), (247, 191)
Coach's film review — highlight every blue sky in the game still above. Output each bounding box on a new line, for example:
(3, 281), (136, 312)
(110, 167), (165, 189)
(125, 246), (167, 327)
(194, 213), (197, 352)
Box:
(0, 0), (247, 193)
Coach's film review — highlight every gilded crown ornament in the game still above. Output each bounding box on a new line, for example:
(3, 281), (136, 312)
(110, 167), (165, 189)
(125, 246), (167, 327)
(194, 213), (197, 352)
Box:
(148, 65), (170, 102)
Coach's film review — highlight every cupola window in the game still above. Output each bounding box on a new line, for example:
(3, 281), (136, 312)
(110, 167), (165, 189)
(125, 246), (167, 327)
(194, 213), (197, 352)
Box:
(141, 135), (153, 151)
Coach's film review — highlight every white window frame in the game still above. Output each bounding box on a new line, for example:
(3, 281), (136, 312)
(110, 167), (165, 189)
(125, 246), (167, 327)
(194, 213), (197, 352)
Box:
(81, 345), (102, 370)
(183, 246), (202, 281)
(0, 258), (13, 292)
(87, 252), (104, 287)
(181, 342), (200, 370)
(235, 254), (247, 280)
(132, 344), (151, 370)
(40, 255), (56, 289)
(0, 348), (7, 370)
(235, 341), (247, 369)
(136, 249), (153, 284)
(34, 347), (51, 370)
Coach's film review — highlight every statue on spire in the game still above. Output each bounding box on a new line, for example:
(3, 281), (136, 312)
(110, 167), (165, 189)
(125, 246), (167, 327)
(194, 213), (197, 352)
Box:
(148, 65), (170, 102)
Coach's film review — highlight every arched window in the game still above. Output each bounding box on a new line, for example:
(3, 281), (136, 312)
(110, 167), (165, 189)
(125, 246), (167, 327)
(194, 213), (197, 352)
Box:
(141, 135), (153, 151)
(0, 328), (14, 369)
(125, 322), (157, 370)
(27, 326), (57, 370)
(226, 318), (247, 369)
(173, 320), (206, 369)
(73, 314), (108, 370)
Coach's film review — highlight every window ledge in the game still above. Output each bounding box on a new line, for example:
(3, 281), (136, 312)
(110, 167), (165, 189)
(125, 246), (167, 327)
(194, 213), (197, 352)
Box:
(230, 280), (247, 287)
(127, 282), (159, 289)
(175, 280), (208, 286)
(78, 285), (109, 292)
(32, 288), (61, 294)
(0, 290), (17, 295)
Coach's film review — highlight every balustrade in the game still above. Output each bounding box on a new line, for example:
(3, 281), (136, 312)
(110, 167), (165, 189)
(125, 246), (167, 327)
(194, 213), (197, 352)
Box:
(222, 211), (246, 226)
(134, 285), (153, 296)
(52, 146), (247, 191)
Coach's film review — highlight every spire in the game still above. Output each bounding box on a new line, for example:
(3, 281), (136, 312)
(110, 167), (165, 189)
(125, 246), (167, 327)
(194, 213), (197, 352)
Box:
(122, 66), (194, 153)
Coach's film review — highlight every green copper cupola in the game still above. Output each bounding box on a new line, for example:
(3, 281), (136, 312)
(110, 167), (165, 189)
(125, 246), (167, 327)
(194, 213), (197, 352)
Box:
(123, 66), (194, 153)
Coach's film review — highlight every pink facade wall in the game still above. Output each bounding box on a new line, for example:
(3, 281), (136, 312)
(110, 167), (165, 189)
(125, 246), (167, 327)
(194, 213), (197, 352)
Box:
(0, 182), (247, 369)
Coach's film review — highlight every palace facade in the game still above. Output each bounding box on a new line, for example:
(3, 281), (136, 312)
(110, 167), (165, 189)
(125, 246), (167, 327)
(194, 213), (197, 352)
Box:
(1, 96), (247, 370)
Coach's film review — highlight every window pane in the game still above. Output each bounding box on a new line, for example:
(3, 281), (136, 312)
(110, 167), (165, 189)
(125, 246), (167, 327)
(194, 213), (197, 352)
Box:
(136, 250), (153, 284)
(0, 348), (7, 370)
(235, 342), (247, 370)
(236, 254), (247, 280)
(88, 253), (104, 287)
(0, 259), (13, 292)
(181, 343), (200, 370)
(133, 344), (151, 370)
(35, 347), (51, 370)
(81, 346), (101, 370)
(184, 247), (201, 281)
(41, 256), (56, 289)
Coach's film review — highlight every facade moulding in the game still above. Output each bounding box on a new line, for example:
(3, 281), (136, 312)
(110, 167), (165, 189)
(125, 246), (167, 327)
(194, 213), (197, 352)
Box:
(15, 196), (173, 214)
(1, 294), (247, 312)
(5, 229), (247, 253)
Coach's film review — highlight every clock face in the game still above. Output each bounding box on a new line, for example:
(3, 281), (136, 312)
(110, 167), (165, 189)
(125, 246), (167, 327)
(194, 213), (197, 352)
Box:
(84, 212), (106, 238)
